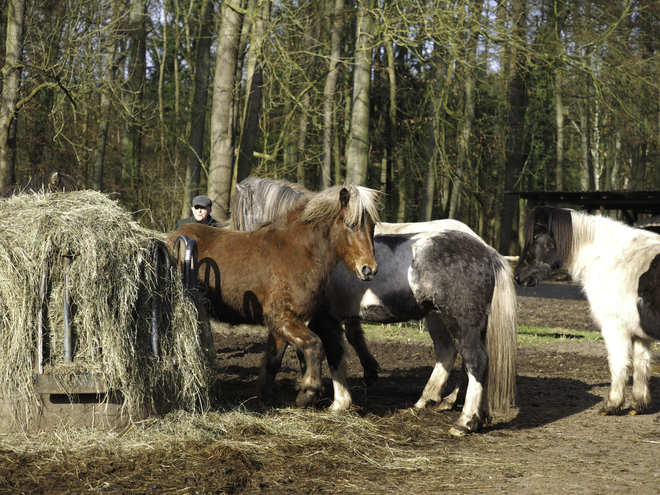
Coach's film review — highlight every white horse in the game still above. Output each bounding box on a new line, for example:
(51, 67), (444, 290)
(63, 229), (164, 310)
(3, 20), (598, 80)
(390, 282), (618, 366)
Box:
(515, 206), (660, 415)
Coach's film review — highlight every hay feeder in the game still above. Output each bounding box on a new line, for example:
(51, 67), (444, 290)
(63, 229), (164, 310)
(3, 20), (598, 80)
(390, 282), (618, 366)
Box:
(0, 191), (214, 433)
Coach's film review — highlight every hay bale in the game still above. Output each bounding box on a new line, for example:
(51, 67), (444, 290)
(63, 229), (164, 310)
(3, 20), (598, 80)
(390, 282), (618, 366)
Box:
(0, 190), (214, 429)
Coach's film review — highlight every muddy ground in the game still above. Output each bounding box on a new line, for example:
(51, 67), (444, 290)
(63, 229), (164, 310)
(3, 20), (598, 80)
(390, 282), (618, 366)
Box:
(2, 296), (660, 494)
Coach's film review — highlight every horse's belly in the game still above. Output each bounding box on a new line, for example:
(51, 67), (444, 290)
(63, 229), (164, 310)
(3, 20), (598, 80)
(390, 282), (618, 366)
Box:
(352, 285), (425, 323)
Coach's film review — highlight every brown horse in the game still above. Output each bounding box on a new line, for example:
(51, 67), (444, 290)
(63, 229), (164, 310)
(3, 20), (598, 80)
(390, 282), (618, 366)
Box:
(0, 171), (80, 197)
(167, 185), (381, 407)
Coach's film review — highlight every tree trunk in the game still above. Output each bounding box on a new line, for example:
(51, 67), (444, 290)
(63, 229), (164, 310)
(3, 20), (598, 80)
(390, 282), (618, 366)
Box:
(449, 1), (476, 220)
(93, 0), (120, 191)
(419, 43), (443, 222)
(0, 0), (26, 189)
(385, 31), (403, 219)
(612, 128), (621, 190)
(321, 0), (344, 189)
(449, 70), (474, 219)
(579, 97), (592, 190)
(121, 0), (147, 208)
(499, 0), (527, 256)
(555, 70), (564, 191)
(345, 0), (374, 186)
(236, 0), (269, 184)
(295, 7), (320, 185)
(182, 0), (215, 218)
(208, 0), (244, 220)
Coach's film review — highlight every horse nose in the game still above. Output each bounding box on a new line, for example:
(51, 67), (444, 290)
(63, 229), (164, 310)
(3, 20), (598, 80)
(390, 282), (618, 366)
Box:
(514, 272), (520, 283)
(361, 264), (377, 280)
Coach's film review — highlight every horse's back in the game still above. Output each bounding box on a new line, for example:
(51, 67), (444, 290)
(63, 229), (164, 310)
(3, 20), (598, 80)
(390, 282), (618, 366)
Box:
(377, 219), (480, 239)
(326, 230), (496, 323)
(409, 231), (497, 310)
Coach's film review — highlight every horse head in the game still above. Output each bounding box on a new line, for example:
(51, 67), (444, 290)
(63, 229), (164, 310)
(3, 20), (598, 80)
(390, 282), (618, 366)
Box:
(514, 206), (572, 287)
(333, 186), (381, 282)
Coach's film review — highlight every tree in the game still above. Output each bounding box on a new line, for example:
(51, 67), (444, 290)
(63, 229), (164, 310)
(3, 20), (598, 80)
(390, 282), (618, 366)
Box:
(0, 0), (26, 189)
(235, 0), (270, 185)
(121, 0), (147, 209)
(499, 0), (528, 256)
(92, 0), (122, 191)
(345, 0), (375, 185)
(320, 0), (344, 189)
(208, 0), (244, 220)
(181, 0), (215, 218)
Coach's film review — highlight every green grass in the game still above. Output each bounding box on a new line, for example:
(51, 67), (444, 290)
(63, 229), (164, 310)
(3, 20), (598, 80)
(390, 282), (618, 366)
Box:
(517, 324), (602, 347)
(361, 321), (431, 342)
(222, 320), (660, 353)
(360, 321), (603, 347)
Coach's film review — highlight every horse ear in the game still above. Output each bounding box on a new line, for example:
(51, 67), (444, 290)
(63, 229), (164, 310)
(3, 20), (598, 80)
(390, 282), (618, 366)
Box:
(49, 172), (60, 188)
(339, 187), (350, 208)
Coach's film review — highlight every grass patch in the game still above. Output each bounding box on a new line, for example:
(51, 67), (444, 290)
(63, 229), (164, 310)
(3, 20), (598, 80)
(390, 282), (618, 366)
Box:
(360, 321), (605, 348)
(361, 321), (431, 343)
(517, 324), (601, 347)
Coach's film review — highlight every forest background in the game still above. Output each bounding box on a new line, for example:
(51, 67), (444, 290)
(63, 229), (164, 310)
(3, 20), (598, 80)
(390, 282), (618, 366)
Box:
(0, 0), (658, 255)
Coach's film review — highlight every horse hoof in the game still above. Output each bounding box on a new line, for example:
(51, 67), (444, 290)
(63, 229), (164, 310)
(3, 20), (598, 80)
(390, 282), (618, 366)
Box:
(448, 424), (470, 437)
(629, 402), (649, 415)
(364, 372), (379, 388)
(438, 400), (455, 411)
(599, 405), (622, 416)
(295, 390), (317, 408)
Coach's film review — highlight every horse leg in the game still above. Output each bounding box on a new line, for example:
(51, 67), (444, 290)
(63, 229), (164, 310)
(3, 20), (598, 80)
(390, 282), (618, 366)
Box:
(600, 323), (631, 415)
(443, 317), (490, 436)
(257, 332), (290, 405)
(344, 317), (380, 387)
(629, 336), (652, 415)
(309, 307), (352, 411)
(438, 363), (468, 411)
(414, 313), (458, 409)
(276, 314), (325, 408)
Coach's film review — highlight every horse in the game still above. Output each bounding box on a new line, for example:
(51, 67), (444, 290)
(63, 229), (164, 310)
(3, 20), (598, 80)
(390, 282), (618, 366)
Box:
(230, 177), (517, 435)
(515, 205), (660, 416)
(0, 171), (80, 197)
(167, 185), (381, 408)
(230, 177), (484, 385)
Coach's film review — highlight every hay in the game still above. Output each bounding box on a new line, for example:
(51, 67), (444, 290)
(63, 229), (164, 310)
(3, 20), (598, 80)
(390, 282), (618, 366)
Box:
(0, 190), (214, 427)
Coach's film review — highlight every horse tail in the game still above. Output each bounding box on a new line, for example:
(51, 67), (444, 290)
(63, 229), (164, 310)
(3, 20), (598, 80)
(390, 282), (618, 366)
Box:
(486, 252), (518, 414)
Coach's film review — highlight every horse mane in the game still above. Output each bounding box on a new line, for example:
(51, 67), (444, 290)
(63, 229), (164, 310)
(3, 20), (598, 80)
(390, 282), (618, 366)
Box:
(230, 176), (312, 230)
(298, 185), (381, 228)
(0, 171), (80, 198)
(524, 206), (574, 264)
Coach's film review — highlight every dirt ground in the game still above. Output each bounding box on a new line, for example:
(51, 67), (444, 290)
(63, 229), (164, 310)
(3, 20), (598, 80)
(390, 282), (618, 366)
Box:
(2, 296), (660, 494)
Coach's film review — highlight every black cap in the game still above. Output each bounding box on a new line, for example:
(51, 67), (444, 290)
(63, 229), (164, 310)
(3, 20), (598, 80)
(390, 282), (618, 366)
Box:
(192, 195), (212, 208)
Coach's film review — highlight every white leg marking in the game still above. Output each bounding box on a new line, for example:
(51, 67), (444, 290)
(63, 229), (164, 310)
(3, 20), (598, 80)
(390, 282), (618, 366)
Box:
(454, 373), (483, 430)
(329, 358), (352, 412)
(415, 362), (451, 409)
(601, 323), (632, 410)
(631, 337), (652, 412)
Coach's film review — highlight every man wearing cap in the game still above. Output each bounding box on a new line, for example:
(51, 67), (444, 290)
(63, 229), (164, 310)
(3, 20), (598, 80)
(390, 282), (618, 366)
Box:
(175, 195), (222, 229)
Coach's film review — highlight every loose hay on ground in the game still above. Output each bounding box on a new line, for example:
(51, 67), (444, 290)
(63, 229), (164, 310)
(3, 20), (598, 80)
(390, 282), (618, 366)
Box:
(0, 408), (446, 486)
(0, 191), (215, 429)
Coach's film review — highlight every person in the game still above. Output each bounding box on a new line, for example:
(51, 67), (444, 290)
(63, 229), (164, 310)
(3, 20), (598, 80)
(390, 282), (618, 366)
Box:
(176, 195), (222, 229)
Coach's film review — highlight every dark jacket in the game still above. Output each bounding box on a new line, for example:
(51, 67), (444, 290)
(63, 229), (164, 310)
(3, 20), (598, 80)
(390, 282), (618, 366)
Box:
(175, 215), (222, 229)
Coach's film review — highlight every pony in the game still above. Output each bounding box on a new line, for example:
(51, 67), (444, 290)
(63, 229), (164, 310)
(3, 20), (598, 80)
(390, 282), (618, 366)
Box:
(515, 205), (660, 416)
(0, 171), (80, 197)
(230, 177), (484, 386)
(167, 185), (381, 408)
(230, 178), (517, 435)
